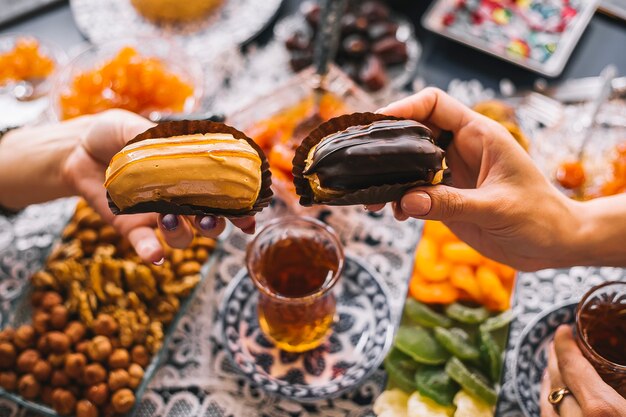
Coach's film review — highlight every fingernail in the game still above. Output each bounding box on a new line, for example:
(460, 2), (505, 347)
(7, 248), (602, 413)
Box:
(153, 258), (165, 266)
(198, 215), (217, 231)
(136, 240), (160, 258)
(401, 191), (432, 216)
(161, 214), (179, 231)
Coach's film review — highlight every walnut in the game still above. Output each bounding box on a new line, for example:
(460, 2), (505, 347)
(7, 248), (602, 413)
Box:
(176, 261), (201, 277)
(47, 331), (71, 354)
(32, 270), (58, 290)
(85, 383), (108, 406)
(51, 370), (70, 387)
(98, 225), (118, 243)
(65, 321), (87, 344)
(195, 247), (210, 263)
(76, 229), (98, 246)
(93, 314), (118, 337)
(33, 310), (50, 334)
(108, 369), (130, 391)
(111, 388), (135, 414)
(76, 399), (99, 417)
(0, 371), (17, 390)
(51, 388), (77, 415)
(64, 353), (87, 380)
(131, 345), (150, 368)
(88, 336), (112, 362)
(162, 274), (200, 297)
(183, 249), (195, 260)
(146, 322), (164, 354)
(170, 249), (184, 266)
(18, 374), (40, 399)
(128, 364), (144, 389)
(17, 349), (40, 373)
(126, 264), (157, 300)
(0, 342), (16, 369)
(33, 359), (52, 382)
(108, 349), (130, 369)
(14, 324), (36, 349)
(83, 363), (107, 386)
(48, 353), (67, 369)
(41, 291), (63, 311)
(50, 305), (69, 330)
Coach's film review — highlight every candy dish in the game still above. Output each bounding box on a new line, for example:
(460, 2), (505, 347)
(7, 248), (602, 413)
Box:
(220, 255), (394, 401)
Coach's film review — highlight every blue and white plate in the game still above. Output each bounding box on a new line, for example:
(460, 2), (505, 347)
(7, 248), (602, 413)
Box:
(513, 301), (578, 417)
(220, 255), (395, 401)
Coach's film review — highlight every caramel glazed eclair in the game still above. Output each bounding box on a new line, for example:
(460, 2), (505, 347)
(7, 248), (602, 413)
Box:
(105, 133), (262, 213)
(302, 119), (446, 201)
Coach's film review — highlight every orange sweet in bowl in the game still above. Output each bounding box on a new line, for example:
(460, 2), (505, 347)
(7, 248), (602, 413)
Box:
(0, 37), (56, 86)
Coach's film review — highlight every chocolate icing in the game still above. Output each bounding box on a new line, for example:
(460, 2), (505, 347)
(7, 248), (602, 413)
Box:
(303, 119), (444, 191)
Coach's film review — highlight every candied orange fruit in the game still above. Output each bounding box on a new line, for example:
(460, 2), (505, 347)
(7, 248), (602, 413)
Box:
(409, 221), (515, 311)
(0, 38), (55, 86)
(59, 46), (194, 120)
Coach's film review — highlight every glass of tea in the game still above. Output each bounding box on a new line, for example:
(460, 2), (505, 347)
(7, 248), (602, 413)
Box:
(246, 216), (344, 353)
(576, 280), (626, 397)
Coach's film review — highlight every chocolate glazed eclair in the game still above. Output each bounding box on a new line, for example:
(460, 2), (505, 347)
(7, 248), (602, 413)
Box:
(105, 120), (272, 217)
(293, 113), (445, 206)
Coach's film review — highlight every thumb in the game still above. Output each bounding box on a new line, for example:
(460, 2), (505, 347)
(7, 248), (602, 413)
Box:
(400, 185), (486, 222)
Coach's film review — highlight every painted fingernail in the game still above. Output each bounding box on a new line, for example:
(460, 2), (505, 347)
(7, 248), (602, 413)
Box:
(198, 215), (217, 231)
(161, 214), (179, 231)
(153, 258), (165, 266)
(401, 191), (432, 216)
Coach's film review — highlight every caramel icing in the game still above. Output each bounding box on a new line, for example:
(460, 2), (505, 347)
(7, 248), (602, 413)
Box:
(105, 133), (262, 211)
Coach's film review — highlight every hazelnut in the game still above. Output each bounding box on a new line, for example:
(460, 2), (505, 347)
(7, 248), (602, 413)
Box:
(108, 349), (130, 369)
(37, 335), (51, 354)
(76, 340), (90, 356)
(83, 363), (107, 386)
(33, 310), (51, 334)
(64, 353), (87, 380)
(33, 359), (52, 382)
(65, 321), (87, 345)
(76, 399), (99, 417)
(14, 325), (35, 349)
(0, 371), (17, 390)
(51, 388), (77, 415)
(50, 305), (69, 330)
(41, 291), (63, 311)
(88, 336), (112, 362)
(110, 337), (121, 349)
(128, 364), (144, 389)
(51, 370), (70, 387)
(131, 345), (150, 368)
(17, 349), (40, 373)
(47, 331), (71, 354)
(85, 383), (108, 406)
(107, 369), (130, 391)
(0, 326), (15, 343)
(31, 291), (45, 308)
(111, 388), (135, 414)
(93, 314), (118, 337)
(41, 385), (54, 405)
(18, 374), (40, 399)
(0, 342), (16, 369)
(48, 353), (67, 369)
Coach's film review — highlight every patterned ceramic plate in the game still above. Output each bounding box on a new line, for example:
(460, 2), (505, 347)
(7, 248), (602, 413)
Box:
(513, 301), (578, 417)
(220, 255), (395, 401)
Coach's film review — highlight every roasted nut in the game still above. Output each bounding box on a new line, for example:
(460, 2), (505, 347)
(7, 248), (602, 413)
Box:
(170, 249), (184, 266)
(41, 385), (54, 405)
(0, 342), (16, 369)
(131, 345), (150, 368)
(64, 353), (87, 380)
(176, 261), (201, 276)
(50, 305), (69, 330)
(65, 321), (87, 344)
(128, 363), (144, 389)
(93, 314), (118, 337)
(194, 247), (210, 263)
(48, 353), (67, 369)
(37, 335), (51, 354)
(51, 388), (77, 415)
(0, 371), (17, 390)
(31, 291), (45, 308)
(108, 349), (130, 369)
(86, 383), (109, 406)
(61, 221), (78, 241)
(359, 55), (387, 91)
(14, 325), (36, 349)
(18, 374), (40, 399)
(76, 399), (99, 417)
(41, 291), (63, 311)
(33, 359), (52, 382)
(83, 363), (107, 385)
(33, 310), (51, 334)
(17, 349), (40, 373)
(108, 369), (130, 391)
(51, 370), (70, 387)
(98, 225), (118, 243)
(76, 229), (98, 245)
(111, 388), (135, 414)
(0, 326), (15, 343)
(88, 336), (112, 362)
(183, 249), (195, 261)
(47, 331), (71, 353)
(76, 340), (90, 356)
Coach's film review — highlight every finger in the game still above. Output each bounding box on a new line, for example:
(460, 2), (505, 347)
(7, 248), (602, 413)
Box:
(364, 204), (385, 212)
(158, 214), (194, 248)
(540, 372), (560, 417)
(399, 185), (487, 222)
(392, 201), (409, 221)
(230, 216), (256, 234)
(378, 87), (476, 133)
(547, 340), (584, 417)
(126, 226), (165, 264)
(193, 215), (226, 238)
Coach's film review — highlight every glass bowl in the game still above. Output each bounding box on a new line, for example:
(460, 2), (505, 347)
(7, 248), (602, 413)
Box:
(48, 36), (203, 121)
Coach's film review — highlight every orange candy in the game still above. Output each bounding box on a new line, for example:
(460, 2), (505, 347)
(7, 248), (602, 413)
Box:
(0, 38), (55, 86)
(59, 46), (194, 120)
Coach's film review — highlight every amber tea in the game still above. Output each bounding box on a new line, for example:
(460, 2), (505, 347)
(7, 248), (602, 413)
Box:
(247, 217), (344, 353)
